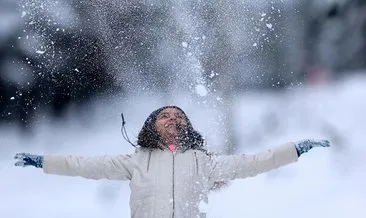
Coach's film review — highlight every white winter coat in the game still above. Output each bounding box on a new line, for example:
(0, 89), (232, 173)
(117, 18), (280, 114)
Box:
(43, 142), (298, 218)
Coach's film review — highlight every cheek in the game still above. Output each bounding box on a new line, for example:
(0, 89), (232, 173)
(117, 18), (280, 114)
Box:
(155, 121), (164, 133)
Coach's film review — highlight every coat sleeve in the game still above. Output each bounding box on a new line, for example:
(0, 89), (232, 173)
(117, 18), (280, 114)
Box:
(42, 154), (135, 180)
(208, 142), (298, 182)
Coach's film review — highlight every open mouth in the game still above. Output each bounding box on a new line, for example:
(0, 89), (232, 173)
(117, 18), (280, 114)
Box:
(165, 123), (177, 128)
(165, 123), (186, 133)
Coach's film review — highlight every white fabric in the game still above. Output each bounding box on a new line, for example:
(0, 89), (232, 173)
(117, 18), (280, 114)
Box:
(43, 142), (298, 218)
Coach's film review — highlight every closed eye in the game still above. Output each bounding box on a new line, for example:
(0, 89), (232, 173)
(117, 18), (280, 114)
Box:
(158, 113), (169, 119)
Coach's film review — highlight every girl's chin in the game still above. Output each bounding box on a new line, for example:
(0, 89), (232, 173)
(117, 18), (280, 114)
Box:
(166, 128), (178, 134)
(162, 132), (179, 140)
(166, 132), (179, 138)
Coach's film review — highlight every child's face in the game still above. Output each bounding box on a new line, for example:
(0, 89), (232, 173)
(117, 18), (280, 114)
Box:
(155, 107), (188, 144)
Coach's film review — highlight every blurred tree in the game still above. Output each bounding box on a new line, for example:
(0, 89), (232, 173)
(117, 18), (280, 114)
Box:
(302, 0), (366, 82)
(0, 0), (119, 129)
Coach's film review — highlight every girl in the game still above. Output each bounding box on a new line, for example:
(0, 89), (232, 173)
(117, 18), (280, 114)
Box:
(14, 105), (330, 218)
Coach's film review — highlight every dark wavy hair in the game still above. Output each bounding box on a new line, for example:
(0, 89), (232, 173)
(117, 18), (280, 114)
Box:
(137, 106), (205, 151)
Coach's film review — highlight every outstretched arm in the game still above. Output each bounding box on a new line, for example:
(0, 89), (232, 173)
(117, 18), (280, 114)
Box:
(14, 153), (135, 181)
(209, 139), (330, 182)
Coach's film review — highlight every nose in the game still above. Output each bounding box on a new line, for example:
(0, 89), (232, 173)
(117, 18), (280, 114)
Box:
(170, 114), (178, 120)
(169, 113), (183, 122)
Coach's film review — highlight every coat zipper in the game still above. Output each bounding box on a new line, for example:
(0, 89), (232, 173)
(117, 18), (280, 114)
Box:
(172, 152), (175, 218)
(147, 151), (152, 172)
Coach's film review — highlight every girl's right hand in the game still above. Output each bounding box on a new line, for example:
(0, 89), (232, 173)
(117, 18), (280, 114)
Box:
(14, 153), (43, 168)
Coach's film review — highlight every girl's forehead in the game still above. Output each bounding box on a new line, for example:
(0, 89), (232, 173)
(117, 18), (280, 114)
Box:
(159, 107), (184, 114)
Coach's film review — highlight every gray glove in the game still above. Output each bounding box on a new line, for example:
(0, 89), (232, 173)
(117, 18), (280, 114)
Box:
(295, 139), (330, 157)
(14, 153), (44, 168)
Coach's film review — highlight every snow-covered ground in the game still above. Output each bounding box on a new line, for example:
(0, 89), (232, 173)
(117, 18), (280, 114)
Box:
(0, 75), (366, 218)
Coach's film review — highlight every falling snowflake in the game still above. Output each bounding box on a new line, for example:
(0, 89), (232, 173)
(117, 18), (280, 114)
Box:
(195, 84), (208, 96)
(182, 42), (188, 48)
(266, 23), (273, 29)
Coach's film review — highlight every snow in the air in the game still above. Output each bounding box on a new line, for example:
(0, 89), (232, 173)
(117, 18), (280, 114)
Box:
(195, 84), (208, 96)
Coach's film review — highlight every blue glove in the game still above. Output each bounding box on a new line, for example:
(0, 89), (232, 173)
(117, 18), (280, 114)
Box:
(295, 139), (330, 157)
(14, 153), (44, 168)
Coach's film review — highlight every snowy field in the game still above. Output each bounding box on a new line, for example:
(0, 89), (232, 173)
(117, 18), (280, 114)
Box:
(0, 74), (366, 218)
